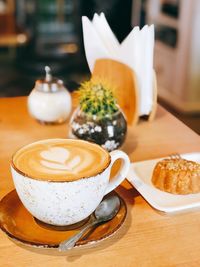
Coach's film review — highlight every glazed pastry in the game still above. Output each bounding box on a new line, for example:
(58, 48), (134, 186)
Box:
(152, 158), (200, 194)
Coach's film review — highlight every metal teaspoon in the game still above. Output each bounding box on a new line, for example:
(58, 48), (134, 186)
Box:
(58, 195), (121, 251)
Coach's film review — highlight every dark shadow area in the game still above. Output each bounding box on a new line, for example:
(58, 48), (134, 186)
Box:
(0, 0), (132, 96)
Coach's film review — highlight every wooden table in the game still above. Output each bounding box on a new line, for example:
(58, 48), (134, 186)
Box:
(0, 96), (200, 267)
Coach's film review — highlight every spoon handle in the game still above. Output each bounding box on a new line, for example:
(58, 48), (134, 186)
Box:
(58, 220), (98, 251)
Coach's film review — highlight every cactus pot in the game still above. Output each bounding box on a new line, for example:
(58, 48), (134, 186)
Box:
(69, 107), (127, 151)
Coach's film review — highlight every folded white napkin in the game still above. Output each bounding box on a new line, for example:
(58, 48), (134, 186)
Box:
(82, 13), (155, 116)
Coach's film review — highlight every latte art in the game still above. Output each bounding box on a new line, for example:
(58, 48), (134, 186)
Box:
(13, 139), (110, 181)
(40, 147), (82, 172)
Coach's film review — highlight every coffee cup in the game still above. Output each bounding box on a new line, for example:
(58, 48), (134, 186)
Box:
(11, 139), (130, 226)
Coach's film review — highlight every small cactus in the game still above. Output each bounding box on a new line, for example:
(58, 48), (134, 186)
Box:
(78, 78), (118, 119)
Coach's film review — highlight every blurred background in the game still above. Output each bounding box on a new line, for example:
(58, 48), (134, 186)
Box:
(0, 0), (200, 133)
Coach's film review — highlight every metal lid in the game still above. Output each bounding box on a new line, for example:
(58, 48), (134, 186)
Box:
(34, 66), (64, 93)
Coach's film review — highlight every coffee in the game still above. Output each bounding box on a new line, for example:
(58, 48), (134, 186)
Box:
(11, 138), (130, 225)
(12, 139), (110, 182)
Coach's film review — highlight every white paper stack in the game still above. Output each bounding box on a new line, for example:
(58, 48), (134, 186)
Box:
(82, 13), (155, 116)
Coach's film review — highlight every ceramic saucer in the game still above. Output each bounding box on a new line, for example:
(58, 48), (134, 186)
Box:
(0, 190), (127, 249)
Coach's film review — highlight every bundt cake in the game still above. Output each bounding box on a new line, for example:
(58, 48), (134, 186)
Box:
(151, 158), (200, 194)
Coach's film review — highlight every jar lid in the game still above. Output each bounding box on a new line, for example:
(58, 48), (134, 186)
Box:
(34, 66), (64, 93)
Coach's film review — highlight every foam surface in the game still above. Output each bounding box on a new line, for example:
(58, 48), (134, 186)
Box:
(13, 139), (110, 181)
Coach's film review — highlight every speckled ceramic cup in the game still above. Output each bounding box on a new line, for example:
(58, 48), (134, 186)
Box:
(11, 139), (130, 226)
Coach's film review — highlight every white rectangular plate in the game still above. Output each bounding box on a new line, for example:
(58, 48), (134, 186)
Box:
(127, 152), (200, 213)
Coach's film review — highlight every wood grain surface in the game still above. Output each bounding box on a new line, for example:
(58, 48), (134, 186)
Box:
(93, 59), (139, 125)
(0, 96), (200, 267)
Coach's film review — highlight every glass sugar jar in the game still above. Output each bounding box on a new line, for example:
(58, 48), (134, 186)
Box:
(28, 66), (72, 124)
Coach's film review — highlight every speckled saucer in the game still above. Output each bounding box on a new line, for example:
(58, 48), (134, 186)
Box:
(0, 190), (127, 249)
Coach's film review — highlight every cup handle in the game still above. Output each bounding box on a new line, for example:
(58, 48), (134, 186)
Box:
(104, 150), (130, 195)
